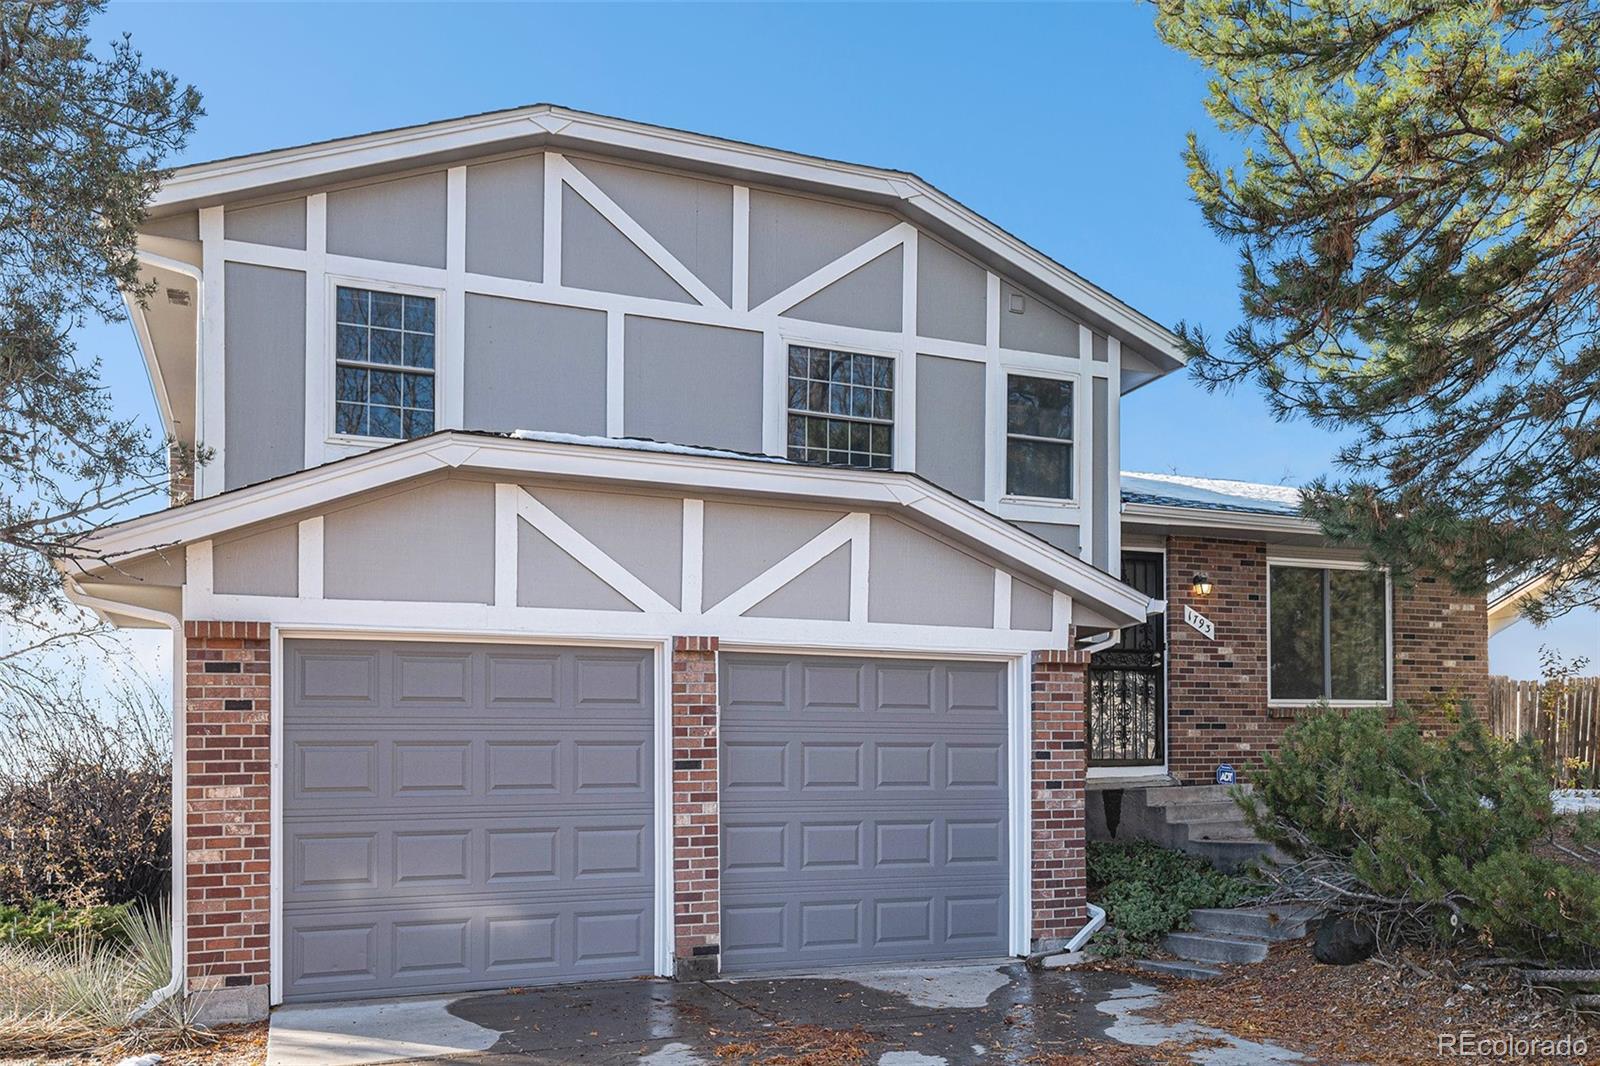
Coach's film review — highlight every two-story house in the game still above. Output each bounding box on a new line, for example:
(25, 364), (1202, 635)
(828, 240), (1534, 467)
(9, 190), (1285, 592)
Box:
(69, 105), (1486, 1023)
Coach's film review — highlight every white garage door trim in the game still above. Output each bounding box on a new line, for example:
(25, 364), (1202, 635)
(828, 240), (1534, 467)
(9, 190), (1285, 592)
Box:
(268, 627), (676, 1006)
(267, 628), (1032, 1004)
(718, 644), (1032, 960)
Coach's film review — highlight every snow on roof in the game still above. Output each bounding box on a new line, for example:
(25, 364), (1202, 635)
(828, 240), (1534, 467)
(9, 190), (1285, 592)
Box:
(1121, 471), (1303, 517)
(509, 430), (792, 464)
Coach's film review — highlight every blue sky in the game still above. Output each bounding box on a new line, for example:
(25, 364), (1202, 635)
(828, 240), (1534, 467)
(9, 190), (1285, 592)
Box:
(78, 1), (1594, 675)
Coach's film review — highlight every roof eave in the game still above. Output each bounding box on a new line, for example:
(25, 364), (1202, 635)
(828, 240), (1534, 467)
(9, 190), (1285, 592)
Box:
(1120, 500), (1321, 537)
(83, 432), (1153, 628)
(147, 104), (1186, 373)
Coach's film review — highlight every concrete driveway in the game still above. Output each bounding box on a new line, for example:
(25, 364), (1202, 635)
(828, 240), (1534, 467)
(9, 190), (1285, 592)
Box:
(267, 961), (1307, 1066)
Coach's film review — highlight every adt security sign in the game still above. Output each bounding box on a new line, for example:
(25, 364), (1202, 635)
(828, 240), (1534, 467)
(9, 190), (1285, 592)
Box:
(1216, 763), (1236, 786)
(1183, 604), (1216, 640)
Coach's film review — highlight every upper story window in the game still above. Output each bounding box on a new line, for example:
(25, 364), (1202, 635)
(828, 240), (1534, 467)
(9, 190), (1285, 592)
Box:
(1269, 564), (1391, 704)
(334, 285), (436, 440)
(786, 345), (893, 470)
(1006, 375), (1073, 499)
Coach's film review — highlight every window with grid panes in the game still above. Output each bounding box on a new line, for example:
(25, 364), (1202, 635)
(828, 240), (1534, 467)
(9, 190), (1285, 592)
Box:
(334, 285), (436, 440)
(786, 345), (893, 469)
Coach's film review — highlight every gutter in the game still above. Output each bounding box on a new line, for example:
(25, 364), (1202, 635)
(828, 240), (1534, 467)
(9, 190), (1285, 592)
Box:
(62, 580), (186, 1021)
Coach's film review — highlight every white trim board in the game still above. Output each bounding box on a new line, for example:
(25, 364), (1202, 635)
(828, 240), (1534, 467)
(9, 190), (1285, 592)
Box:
(84, 431), (1152, 627)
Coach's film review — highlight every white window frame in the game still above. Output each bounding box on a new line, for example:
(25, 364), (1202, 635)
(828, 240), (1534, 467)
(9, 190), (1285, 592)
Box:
(999, 364), (1081, 508)
(779, 334), (901, 471)
(1266, 556), (1394, 708)
(323, 273), (447, 448)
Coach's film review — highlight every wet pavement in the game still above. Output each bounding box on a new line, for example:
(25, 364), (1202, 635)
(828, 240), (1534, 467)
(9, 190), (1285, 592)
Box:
(355, 961), (1308, 1065)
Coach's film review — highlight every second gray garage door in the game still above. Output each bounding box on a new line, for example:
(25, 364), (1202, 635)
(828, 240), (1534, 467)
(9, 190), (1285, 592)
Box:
(720, 654), (1009, 972)
(281, 640), (654, 1001)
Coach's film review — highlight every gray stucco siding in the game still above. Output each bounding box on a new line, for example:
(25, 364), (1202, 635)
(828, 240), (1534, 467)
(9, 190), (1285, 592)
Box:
(561, 185), (693, 304)
(998, 281), (1081, 358)
(322, 479), (494, 603)
(1010, 578), (1052, 632)
(463, 294), (606, 435)
(326, 172), (448, 268)
(782, 246), (902, 333)
(223, 262), (306, 491)
(916, 238), (987, 345)
(466, 155), (544, 282)
(573, 157), (733, 305)
(701, 502), (847, 611)
(225, 198), (307, 250)
(1015, 521), (1080, 556)
(914, 354), (985, 501)
(748, 190), (896, 308)
(213, 521), (299, 597)
(518, 521), (640, 612)
(867, 516), (994, 628)
(622, 316), (763, 452)
(743, 542), (850, 621)
(528, 485), (683, 609)
(140, 211), (198, 242)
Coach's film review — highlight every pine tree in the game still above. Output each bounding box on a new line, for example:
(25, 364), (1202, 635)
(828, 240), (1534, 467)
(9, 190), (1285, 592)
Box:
(0, 1), (201, 614)
(1156, 0), (1600, 621)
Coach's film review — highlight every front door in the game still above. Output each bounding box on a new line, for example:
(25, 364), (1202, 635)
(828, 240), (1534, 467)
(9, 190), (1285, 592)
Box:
(1088, 551), (1166, 767)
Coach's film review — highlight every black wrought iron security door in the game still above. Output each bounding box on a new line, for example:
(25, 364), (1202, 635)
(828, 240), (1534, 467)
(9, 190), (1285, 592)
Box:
(1088, 551), (1165, 766)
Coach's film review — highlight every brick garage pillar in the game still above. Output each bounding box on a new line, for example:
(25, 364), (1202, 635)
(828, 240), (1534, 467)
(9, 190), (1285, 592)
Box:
(184, 621), (271, 1023)
(1031, 646), (1090, 948)
(671, 636), (720, 978)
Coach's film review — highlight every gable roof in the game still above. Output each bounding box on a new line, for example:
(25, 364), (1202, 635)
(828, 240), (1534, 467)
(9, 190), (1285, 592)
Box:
(144, 103), (1185, 377)
(76, 431), (1155, 629)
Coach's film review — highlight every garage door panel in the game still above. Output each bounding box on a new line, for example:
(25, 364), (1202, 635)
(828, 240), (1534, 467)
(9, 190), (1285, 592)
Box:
(719, 812), (1007, 885)
(721, 654), (1009, 970)
(285, 813), (653, 904)
(283, 640), (654, 1001)
(287, 732), (651, 810)
(284, 895), (654, 999)
(720, 882), (1008, 971)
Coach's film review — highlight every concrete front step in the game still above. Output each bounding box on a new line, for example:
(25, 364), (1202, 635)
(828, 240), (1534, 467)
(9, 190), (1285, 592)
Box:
(1161, 930), (1270, 964)
(1188, 905), (1319, 941)
(1135, 958), (1223, 980)
(1143, 783), (1251, 806)
(1179, 818), (1263, 843)
(1154, 797), (1248, 822)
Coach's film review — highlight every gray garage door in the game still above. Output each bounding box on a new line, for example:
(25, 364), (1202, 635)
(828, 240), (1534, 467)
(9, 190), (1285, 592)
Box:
(720, 654), (1009, 972)
(282, 640), (655, 1001)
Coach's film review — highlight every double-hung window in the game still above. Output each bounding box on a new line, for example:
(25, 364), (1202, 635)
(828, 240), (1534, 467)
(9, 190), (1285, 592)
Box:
(334, 284), (436, 440)
(786, 344), (894, 469)
(1269, 563), (1391, 703)
(1006, 374), (1074, 499)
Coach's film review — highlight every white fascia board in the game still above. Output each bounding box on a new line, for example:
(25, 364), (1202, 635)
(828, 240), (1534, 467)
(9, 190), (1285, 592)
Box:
(1120, 501), (1322, 537)
(148, 106), (1184, 371)
(82, 432), (1153, 626)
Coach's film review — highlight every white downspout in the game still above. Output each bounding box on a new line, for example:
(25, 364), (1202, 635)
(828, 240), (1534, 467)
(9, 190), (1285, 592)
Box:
(62, 580), (186, 1019)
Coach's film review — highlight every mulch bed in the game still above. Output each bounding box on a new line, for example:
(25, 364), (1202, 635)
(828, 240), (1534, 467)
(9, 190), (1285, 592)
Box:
(1098, 939), (1599, 1065)
(36, 1022), (269, 1066)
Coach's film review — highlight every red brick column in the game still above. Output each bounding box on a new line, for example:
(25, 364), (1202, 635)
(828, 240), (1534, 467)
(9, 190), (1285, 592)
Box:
(1031, 645), (1090, 947)
(671, 636), (720, 978)
(184, 621), (271, 1021)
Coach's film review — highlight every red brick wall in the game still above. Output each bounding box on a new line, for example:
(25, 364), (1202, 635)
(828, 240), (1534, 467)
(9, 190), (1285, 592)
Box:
(671, 636), (720, 977)
(1031, 647), (1089, 945)
(184, 622), (271, 993)
(1162, 536), (1488, 785)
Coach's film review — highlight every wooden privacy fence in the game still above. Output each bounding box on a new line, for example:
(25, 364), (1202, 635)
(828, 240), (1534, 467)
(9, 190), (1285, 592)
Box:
(1488, 675), (1600, 788)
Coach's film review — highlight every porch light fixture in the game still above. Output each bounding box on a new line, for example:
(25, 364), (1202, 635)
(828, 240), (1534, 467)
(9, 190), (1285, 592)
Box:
(1192, 573), (1214, 597)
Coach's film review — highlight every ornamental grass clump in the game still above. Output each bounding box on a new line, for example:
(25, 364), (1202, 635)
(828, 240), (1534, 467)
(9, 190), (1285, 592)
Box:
(1242, 704), (1600, 969)
(0, 904), (207, 1058)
